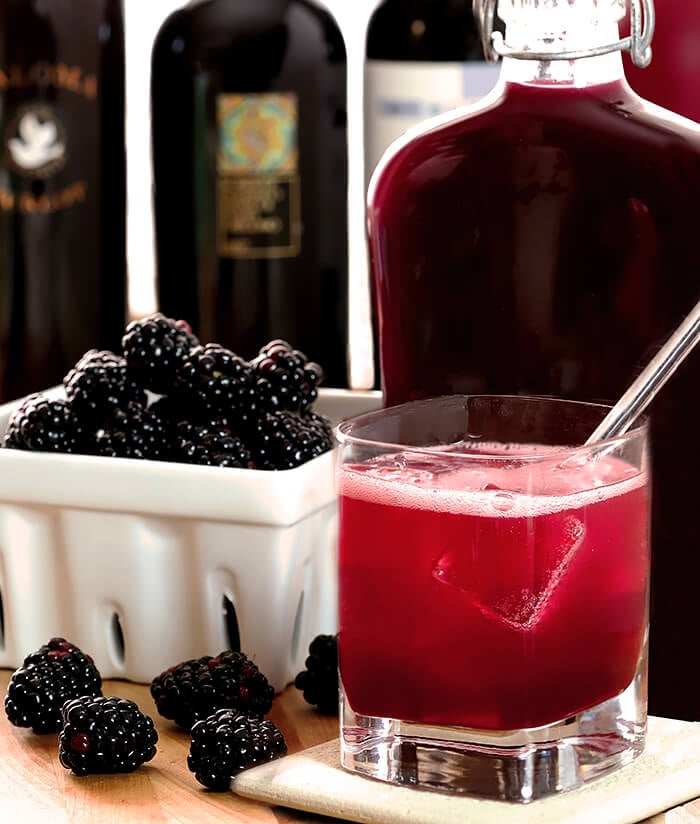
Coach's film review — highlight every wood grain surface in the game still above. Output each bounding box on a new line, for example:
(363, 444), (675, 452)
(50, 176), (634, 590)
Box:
(0, 668), (698, 824)
(0, 669), (340, 823)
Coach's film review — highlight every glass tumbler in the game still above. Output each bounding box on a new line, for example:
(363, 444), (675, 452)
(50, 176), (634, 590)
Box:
(336, 394), (650, 801)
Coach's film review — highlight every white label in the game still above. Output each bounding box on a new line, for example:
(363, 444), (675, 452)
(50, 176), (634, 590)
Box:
(364, 60), (501, 188)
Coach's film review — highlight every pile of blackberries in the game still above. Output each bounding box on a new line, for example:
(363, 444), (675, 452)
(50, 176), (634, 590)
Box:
(5, 637), (157, 775)
(151, 653), (286, 789)
(5, 632), (339, 789)
(2, 314), (333, 471)
(4, 637), (288, 789)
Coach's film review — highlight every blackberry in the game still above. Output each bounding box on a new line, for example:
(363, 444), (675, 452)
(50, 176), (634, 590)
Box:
(294, 634), (339, 715)
(247, 409), (334, 470)
(64, 349), (146, 424)
(251, 339), (324, 413)
(122, 312), (199, 394)
(148, 393), (203, 429)
(96, 401), (171, 460)
(2, 394), (89, 454)
(4, 637), (102, 734)
(174, 343), (256, 420)
(187, 709), (286, 791)
(304, 410), (334, 442)
(150, 651), (274, 731)
(58, 696), (158, 776)
(174, 419), (253, 468)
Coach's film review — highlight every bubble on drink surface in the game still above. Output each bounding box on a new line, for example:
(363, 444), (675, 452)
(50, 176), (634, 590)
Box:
(490, 491), (515, 512)
(479, 483), (519, 511)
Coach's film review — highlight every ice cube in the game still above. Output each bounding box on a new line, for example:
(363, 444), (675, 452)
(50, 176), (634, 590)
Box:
(432, 514), (585, 631)
(363, 450), (463, 485)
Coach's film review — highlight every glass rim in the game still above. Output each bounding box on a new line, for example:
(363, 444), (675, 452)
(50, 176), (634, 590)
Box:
(334, 393), (649, 462)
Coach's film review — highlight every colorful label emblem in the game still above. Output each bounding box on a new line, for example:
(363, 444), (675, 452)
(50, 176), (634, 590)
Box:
(217, 93), (301, 259)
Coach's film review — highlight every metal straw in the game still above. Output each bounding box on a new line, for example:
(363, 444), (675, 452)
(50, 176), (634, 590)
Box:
(586, 297), (700, 444)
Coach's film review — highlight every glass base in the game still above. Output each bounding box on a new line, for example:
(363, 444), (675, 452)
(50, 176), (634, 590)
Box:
(340, 670), (647, 802)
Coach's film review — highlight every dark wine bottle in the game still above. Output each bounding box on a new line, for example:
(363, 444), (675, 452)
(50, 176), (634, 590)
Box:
(151, 0), (349, 387)
(364, 0), (500, 190)
(0, 0), (127, 402)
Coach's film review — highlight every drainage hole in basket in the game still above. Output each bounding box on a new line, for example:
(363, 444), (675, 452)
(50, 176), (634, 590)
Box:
(222, 595), (241, 652)
(290, 590), (305, 664)
(109, 612), (126, 667)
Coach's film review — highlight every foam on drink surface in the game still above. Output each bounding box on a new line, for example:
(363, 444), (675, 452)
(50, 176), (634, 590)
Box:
(338, 442), (645, 518)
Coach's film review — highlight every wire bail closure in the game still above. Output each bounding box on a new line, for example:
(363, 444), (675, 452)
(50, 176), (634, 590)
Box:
(474, 0), (655, 68)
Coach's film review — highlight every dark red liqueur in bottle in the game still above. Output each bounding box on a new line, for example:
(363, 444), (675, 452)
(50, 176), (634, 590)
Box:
(151, 0), (349, 386)
(0, 0), (127, 401)
(368, 6), (700, 719)
(622, 0), (700, 123)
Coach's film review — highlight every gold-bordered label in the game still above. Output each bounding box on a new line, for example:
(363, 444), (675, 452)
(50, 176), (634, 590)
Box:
(217, 92), (301, 259)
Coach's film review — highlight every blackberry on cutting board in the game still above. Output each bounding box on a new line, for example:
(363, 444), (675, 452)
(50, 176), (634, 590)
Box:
(4, 637), (102, 734)
(122, 312), (199, 394)
(174, 342), (257, 421)
(294, 634), (339, 715)
(187, 708), (287, 791)
(150, 651), (274, 731)
(174, 419), (253, 468)
(247, 409), (334, 470)
(251, 339), (324, 413)
(96, 401), (171, 461)
(2, 394), (90, 454)
(58, 696), (158, 776)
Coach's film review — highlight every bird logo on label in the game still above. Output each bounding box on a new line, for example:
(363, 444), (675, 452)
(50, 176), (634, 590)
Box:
(6, 107), (67, 177)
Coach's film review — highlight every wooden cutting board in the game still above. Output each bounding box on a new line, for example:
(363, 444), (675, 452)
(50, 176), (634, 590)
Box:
(232, 716), (700, 824)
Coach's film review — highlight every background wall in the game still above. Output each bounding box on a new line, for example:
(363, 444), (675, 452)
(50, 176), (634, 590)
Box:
(124, 0), (381, 387)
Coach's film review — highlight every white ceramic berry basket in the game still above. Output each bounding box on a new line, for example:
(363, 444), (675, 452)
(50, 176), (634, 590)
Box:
(0, 387), (382, 691)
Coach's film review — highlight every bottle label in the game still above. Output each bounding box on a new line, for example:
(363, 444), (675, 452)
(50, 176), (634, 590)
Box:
(364, 60), (501, 187)
(217, 92), (301, 259)
(0, 61), (98, 213)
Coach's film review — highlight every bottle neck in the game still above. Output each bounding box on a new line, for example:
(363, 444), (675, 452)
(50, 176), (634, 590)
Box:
(499, 14), (626, 86)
